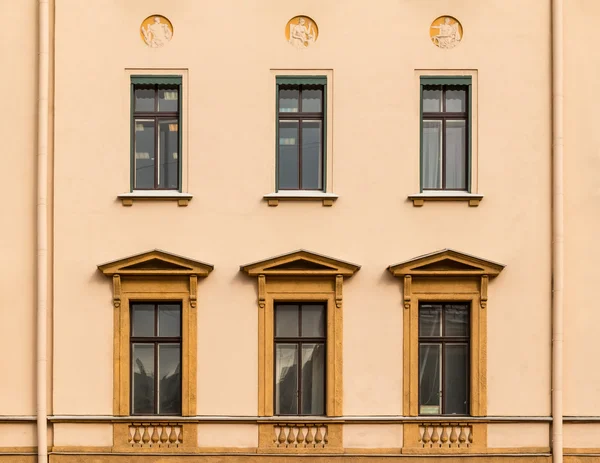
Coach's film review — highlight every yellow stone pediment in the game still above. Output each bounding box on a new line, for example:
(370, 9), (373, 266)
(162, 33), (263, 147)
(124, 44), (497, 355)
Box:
(240, 249), (360, 277)
(97, 249), (214, 277)
(387, 249), (504, 278)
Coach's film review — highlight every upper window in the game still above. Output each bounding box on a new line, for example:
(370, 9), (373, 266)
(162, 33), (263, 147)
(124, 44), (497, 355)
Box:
(277, 77), (326, 191)
(418, 302), (469, 416)
(132, 76), (181, 190)
(420, 77), (471, 191)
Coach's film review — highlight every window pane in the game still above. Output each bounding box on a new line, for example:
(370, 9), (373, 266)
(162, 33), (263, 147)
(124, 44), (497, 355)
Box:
(278, 121), (299, 189)
(419, 304), (442, 336)
(301, 120), (322, 190)
(158, 87), (178, 112)
(444, 304), (469, 337)
(301, 88), (322, 112)
(279, 88), (299, 113)
(419, 343), (441, 415)
(134, 119), (155, 189)
(132, 304), (155, 337)
(445, 344), (469, 414)
(422, 121), (442, 189)
(275, 304), (299, 337)
(445, 88), (466, 112)
(275, 344), (298, 415)
(445, 120), (467, 190)
(423, 88), (442, 112)
(158, 304), (181, 337)
(132, 344), (155, 414)
(301, 343), (325, 415)
(158, 119), (179, 189)
(301, 304), (325, 338)
(158, 344), (181, 414)
(135, 86), (155, 112)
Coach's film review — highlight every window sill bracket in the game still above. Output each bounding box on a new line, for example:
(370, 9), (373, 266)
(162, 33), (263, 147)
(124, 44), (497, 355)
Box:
(118, 191), (193, 207)
(263, 191), (338, 207)
(408, 191), (483, 207)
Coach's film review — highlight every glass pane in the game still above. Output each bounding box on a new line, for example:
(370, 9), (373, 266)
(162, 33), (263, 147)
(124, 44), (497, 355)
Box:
(158, 344), (181, 414)
(301, 120), (322, 190)
(301, 88), (322, 112)
(301, 304), (325, 337)
(275, 344), (298, 415)
(422, 121), (441, 189)
(419, 304), (441, 336)
(134, 119), (155, 189)
(135, 86), (155, 112)
(158, 87), (178, 112)
(278, 121), (299, 189)
(275, 304), (299, 337)
(445, 304), (469, 337)
(445, 344), (469, 414)
(445, 88), (466, 112)
(158, 119), (179, 189)
(132, 344), (155, 414)
(445, 120), (467, 190)
(132, 304), (155, 337)
(279, 88), (299, 113)
(301, 343), (325, 415)
(158, 304), (181, 337)
(419, 343), (441, 415)
(422, 88), (441, 112)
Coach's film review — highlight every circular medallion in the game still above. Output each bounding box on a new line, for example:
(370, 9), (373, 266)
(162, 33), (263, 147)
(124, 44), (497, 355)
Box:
(430, 16), (463, 49)
(140, 15), (173, 48)
(285, 16), (319, 48)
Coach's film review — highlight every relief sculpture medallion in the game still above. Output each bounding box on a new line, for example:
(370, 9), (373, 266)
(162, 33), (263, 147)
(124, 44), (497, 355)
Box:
(430, 16), (463, 49)
(140, 15), (173, 48)
(286, 16), (318, 48)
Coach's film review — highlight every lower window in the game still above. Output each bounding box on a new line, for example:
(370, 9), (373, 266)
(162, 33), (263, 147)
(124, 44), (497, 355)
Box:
(418, 302), (470, 415)
(274, 303), (326, 415)
(131, 302), (182, 415)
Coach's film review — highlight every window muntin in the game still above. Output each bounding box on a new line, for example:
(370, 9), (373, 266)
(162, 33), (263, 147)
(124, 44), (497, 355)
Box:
(418, 303), (470, 415)
(132, 83), (180, 190)
(277, 84), (325, 191)
(421, 84), (469, 191)
(274, 303), (326, 415)
(131, 302), (182, 415)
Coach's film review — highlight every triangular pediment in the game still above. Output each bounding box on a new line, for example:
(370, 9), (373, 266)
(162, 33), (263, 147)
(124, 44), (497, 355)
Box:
(98, 249), (214, 277)
(388, 249), (504, 278)
(240, 250), (360, 277)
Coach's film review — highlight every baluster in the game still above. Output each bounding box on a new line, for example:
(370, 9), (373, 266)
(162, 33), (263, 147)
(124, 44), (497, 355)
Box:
(296, 426), (305, 446)
(422, 425), (431, 444)
(440, 425), (449, 444)
(142, 426), (151, 444)
(314, 426), (323, 444)
(151, 426), (159, 444)
(178, 426), (183, 444)
(431, 426), (439, 444)
(287, 426), (296, 445)
(160, 425), (168, 444)
(305, 426), (314, 445)
(273, 426), (280, 444)
(449, 426), (458, 444)
(458, 425), (467, 444)
(133, 426), (142, 444)
(323, 427), (328, 445)
(278, 427), (287, 445)
(169, 426), (178, 444)
(468, 426), (473, 444)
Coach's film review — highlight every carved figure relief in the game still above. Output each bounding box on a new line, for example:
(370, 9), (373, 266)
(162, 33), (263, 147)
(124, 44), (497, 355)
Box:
(140, 15), (173, 48)
(430, 16), (462, 49)
(286, 16), (318, 48)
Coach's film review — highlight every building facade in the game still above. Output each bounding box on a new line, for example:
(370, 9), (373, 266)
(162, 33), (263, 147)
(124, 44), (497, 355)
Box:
(1, 1), (598, 462)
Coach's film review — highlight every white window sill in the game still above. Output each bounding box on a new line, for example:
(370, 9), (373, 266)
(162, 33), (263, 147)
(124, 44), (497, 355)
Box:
(263, 191), (338, 207)
(408, 191), (483, 207)
(118, 191), (193, 207)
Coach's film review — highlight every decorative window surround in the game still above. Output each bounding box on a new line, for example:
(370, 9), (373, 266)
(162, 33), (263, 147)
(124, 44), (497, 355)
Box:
(408, 191), (483, 207)
(263, 191), (338, 207)
(118, 190), (193, 207)
(98, 250), (213, 419)
(240, 250), (360, 421)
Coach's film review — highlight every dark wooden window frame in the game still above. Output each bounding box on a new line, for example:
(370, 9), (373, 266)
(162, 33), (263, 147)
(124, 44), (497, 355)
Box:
(418, 302), (470, 416)
(130, 302), (182, 416)
(132, 84), (180, 190)
(421, 84), (469, 191)
(273, 302), (327, 416)
(277, 84), (325, 191)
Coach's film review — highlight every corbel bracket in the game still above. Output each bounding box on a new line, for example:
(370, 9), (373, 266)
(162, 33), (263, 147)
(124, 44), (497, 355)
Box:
(481, 275), (488, 309)
(335, 275), (343, 308)
(112, 275), (121, 309)
(190, 275), (198, 309)
(258, 274), (266, 309)
(404, 275), (412, 309)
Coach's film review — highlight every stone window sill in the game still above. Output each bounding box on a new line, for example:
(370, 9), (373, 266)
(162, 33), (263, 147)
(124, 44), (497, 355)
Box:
(118, 191), (193, 207)
(408, 191), (483, 207)
(263, 191), (338, 207)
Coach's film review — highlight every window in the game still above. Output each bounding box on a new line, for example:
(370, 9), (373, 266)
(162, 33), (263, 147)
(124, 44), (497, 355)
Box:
(275, 303), (326, 415)
(131, 302), (182, 415)
(277, 77), (326, 191)
(418, 303), (469, 415)
(421, 77), (471, 191)
(132, 76), (181, 190)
